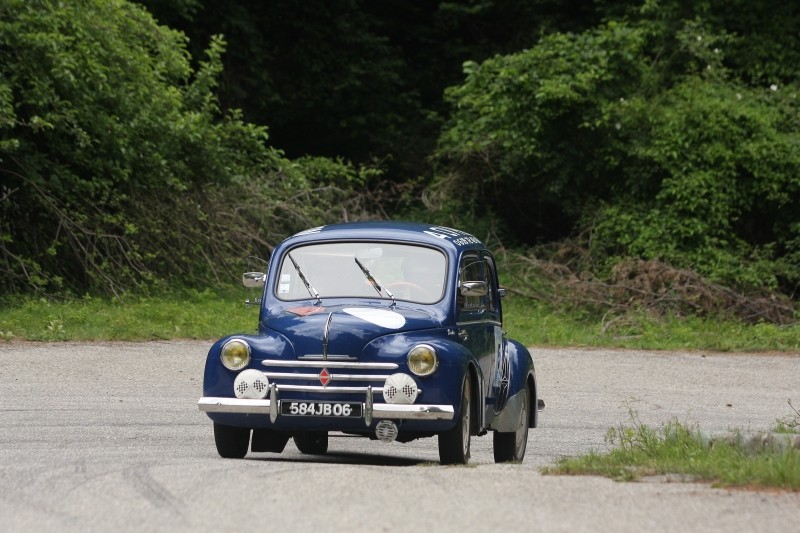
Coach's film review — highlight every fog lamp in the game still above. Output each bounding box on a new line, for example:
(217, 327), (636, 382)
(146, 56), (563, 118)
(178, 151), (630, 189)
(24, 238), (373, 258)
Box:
(383, 373), (419, 404)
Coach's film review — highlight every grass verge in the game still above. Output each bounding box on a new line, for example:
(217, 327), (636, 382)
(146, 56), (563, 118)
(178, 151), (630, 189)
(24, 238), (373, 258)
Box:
(543, 411), (800, 491)
(502, 296), (800, 352)
(0, 289), (257, 342)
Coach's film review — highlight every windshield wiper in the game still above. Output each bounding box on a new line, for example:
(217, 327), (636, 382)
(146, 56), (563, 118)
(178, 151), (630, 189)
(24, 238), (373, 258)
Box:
(354, 257), (395, 307)
(288, 253), (321, 304)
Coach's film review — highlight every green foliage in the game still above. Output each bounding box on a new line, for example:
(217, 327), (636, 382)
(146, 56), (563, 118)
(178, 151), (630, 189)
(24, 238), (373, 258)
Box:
(138, 0), (422, 168)
(437, 14), (800, 295)
(437, 21), (650, 240)
(0, 0), (377, 296)
(135, 0), (603, 179)
(0, 0), (256, 293)
(3, 0), (800, 315)
(591, 76), (800, 291)
(612, 0), (800, 86)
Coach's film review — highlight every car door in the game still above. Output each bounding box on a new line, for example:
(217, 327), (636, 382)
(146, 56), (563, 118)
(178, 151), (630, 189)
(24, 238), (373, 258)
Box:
(482, 252), (510, 414)
(456, 251), (500, 426)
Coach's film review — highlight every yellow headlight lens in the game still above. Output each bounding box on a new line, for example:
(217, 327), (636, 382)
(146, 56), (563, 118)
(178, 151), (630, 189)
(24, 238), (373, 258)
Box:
(408, 344), (437, 376)
(221, 339), (250, 370)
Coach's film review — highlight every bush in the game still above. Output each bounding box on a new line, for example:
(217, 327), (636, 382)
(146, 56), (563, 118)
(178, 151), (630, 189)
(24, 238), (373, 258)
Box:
(436, 17), (800, 297)
(0, 0), (381, 296)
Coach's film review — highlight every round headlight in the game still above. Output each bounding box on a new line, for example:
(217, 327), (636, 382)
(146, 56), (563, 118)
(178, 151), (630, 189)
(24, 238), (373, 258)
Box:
(221, 339), (250, 370)
(407, 344), (438, 376)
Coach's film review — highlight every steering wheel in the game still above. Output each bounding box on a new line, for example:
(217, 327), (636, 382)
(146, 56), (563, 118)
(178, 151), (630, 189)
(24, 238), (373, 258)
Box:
(385, 281), (433, 301)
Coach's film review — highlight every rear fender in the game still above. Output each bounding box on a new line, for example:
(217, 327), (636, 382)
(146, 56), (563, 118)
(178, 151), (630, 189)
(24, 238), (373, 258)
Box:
(490, 339), (537, 431)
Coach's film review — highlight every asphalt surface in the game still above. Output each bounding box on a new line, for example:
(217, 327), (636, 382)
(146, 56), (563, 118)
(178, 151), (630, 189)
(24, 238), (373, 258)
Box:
(1, 341), (798, 532)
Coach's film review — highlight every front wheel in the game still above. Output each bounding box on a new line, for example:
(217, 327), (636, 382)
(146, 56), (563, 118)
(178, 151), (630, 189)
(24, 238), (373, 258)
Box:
(213, 422), (250, 459)
(493, 383), (530, 463)
(438, 375), (471, 465)
(294, 431), (329, 454)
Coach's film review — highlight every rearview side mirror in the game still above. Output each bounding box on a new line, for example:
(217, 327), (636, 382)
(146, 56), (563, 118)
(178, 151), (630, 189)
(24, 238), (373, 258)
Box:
(460, 281), (488, 297)
(242, 272), (266, 288)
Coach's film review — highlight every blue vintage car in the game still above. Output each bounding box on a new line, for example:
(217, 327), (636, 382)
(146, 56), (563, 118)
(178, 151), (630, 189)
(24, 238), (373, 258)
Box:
(198, 221), (542, 464)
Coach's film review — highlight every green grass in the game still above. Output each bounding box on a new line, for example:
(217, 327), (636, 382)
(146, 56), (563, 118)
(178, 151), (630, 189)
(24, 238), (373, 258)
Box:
(544, 412), (800, 491)
(502, 296), (800, 352)
(774, 400), (800, 434)
(0, 290), (797, 351)
(0, 289), (257, 342)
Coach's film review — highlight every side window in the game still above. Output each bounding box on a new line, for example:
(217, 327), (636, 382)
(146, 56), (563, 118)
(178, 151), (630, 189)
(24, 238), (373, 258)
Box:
(457, 253), (489, 315)
(483, 254), (499, 313)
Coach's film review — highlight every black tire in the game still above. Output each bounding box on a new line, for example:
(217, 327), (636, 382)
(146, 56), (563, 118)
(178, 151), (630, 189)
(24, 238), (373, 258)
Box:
(493, 383), (530, 463)
(213, 422), (250, 459)
(294, 431), (329, 454)
(438, 375), (471, 465)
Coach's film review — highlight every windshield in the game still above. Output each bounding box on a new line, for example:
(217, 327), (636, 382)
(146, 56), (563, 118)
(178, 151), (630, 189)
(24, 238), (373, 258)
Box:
(276, 242), (446, 304)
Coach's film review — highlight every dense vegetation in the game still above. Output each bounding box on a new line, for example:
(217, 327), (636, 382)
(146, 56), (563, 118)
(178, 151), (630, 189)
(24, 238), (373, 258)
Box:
(1, 0), (378, 296)
(1, 0), (798, 324)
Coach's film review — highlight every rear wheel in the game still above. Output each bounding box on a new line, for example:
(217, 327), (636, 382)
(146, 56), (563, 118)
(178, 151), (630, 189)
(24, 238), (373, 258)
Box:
(493, 383), (530, 463)
(213, 422), (250, 459)
(438, 376), (471, 465)
(294, 431), (329, 454)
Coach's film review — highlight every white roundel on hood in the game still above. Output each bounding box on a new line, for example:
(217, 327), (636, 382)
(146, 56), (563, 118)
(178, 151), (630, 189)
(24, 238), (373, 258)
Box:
(343, 308), (406, 329)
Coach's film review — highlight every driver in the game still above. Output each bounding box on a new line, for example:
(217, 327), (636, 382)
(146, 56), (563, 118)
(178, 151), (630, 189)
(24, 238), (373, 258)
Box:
(401, 259), (441, 301)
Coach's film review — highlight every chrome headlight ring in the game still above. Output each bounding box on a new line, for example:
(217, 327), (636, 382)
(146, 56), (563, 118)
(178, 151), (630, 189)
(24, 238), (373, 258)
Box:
(407, 344), (438, 377)
(220, 338), (251, 371)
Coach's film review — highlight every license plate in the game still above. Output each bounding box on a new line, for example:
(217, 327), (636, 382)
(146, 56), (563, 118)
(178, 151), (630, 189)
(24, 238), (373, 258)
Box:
(280, 401), (362, 418)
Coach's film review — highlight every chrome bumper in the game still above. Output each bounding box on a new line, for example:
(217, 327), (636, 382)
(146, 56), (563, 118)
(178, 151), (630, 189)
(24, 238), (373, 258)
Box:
(198, 396), (455, 424)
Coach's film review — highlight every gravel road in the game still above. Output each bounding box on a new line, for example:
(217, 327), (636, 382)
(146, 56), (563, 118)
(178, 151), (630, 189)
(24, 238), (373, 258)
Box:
(1, 341), (798, 532)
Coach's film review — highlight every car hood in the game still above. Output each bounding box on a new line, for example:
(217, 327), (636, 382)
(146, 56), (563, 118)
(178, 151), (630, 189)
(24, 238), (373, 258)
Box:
(264, 304), (442, 358)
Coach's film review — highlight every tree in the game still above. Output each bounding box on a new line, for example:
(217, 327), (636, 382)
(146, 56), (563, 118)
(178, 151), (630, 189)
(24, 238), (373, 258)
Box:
(437, 21), (650, 240)
(134, 0), (601, 180)
(0, 0), (372, 295)
(436, 13), (800, 293)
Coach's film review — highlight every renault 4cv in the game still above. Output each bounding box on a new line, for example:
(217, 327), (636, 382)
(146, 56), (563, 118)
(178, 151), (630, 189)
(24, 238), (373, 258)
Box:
(198, 221), (542, 464)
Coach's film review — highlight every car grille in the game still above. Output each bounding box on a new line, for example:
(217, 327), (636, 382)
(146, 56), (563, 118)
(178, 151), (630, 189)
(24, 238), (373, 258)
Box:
(260, 358), (399, 394)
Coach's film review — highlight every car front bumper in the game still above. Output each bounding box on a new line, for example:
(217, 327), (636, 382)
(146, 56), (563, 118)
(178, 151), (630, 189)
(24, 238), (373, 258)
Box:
(198, 396), (455, 426)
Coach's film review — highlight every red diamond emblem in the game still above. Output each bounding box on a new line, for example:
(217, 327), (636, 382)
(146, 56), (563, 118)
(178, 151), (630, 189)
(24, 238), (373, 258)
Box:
(319, 368), (331, 387)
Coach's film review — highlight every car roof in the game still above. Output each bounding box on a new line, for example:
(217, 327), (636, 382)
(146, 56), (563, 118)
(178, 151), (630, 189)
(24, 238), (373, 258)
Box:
(281, 221), (485, 253)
